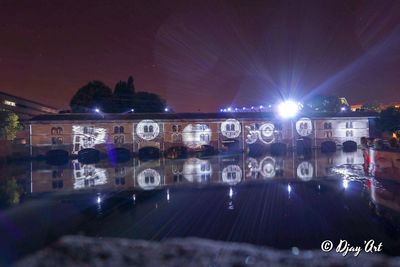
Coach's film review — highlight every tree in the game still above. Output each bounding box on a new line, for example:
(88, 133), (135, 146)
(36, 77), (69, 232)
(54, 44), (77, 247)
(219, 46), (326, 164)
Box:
(112, 76), (135, 113)
(0, 110), (20, 140)
(302, 95), (345, 113)
(376, 107), (400, 133)
(133, 92), (166, 113)
(70, 77), (168, 113)
(0, 178), (22, 207)
(70, 81), (113, 113)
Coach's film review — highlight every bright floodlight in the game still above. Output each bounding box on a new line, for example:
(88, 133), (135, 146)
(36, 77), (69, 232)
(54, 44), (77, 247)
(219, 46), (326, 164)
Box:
(164, 107), (169, 112)
(94, 108), (100, 113)
(277, 100), (300, 118)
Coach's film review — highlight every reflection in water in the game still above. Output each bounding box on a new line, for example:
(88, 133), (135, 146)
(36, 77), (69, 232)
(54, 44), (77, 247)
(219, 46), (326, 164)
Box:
(221, 165), (242, 185)
(72, 160), (108, 189)
(297, 161), (314, 181)
(5, 149), (400, 263)
(137, 168), (161, 190)
(183, 158), (212, 183)
(29, 150), (369, 193)
(371, 178), (400, 213)
(260, 156), (276, 178)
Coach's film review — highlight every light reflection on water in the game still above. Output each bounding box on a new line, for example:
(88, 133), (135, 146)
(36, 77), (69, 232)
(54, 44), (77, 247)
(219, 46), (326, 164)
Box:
(2, 149), (400, 263)
(30, 150), (365, 193)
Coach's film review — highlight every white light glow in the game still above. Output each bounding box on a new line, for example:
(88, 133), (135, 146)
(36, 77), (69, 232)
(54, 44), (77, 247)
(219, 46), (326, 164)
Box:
(343, 180), (349, 189)
(4, 100), (16, 106)
(94, 108), (100, 113)
(277, 100), (300, 118)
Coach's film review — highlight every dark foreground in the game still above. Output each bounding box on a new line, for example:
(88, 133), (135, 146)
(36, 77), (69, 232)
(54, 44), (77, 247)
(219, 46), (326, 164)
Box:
(16, 236), (400, 267)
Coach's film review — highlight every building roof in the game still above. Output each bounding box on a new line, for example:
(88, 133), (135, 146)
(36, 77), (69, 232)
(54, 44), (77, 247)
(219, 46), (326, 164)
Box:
(30, 111), (378, 123)
(0, 91), (58, 111)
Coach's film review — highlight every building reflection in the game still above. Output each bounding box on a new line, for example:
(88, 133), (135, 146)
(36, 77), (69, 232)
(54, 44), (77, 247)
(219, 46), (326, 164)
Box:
(371, 178), (400, 213)
(30, 150), (366, 193)
(182, 158), (212, 183)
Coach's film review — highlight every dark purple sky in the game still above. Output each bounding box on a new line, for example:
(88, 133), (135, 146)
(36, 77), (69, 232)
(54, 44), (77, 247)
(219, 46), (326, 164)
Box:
(0, 0), (400, 112)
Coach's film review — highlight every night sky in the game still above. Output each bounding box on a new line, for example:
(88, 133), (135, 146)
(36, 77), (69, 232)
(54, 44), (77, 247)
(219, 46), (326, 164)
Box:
(0, 0), (400, 112)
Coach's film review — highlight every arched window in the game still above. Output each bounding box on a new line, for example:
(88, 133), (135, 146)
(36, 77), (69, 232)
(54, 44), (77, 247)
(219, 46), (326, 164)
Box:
(119, 126), (124, 133)
(326, 131), (332, 138)
(324, 122), (332, 130)
(172, 125), (177, 132)
(114, 126), (119, 134)
(83, 127), (88, 134)
(225, 124), (230, 131)
(230, 124), (235, 131)
(144, 125), (148, 133)
(51, 127), (57, 135)
(149, 125), (154, 132)
(56, 127), (63, 135)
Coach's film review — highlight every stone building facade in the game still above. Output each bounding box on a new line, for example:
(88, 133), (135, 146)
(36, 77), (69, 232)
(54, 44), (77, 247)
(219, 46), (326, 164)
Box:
(29, 112), (374, 156)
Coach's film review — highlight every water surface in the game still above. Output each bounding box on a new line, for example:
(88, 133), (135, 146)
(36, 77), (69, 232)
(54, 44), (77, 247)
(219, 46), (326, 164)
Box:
(1, 150), (399, 265)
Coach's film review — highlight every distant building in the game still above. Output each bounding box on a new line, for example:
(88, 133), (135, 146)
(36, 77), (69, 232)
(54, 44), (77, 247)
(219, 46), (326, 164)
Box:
(0, 91), (58, 120)
(383, 102), (400, 109)
(350, 104), (363, 112)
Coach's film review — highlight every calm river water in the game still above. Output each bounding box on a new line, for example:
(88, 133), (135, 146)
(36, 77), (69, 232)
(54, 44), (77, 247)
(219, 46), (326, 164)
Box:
(0, 150), (399, 264)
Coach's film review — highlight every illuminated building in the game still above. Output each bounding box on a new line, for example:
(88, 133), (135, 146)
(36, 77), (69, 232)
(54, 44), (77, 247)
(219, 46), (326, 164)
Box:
(29, 112), (375, 157)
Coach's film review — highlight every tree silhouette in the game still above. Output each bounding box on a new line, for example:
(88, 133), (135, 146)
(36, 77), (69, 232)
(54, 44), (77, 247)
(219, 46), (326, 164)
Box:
(70, 77), (167, 113)
(377, 107), (400, 133)
(70, 81), (113, 113)
(133, 92), (166, 113)
(112, 76), (135, 113)
(303, 95), (344, 113)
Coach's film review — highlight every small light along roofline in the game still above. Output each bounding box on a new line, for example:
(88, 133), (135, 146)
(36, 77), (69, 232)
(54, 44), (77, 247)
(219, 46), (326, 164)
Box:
(29, 111), (378, 124)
